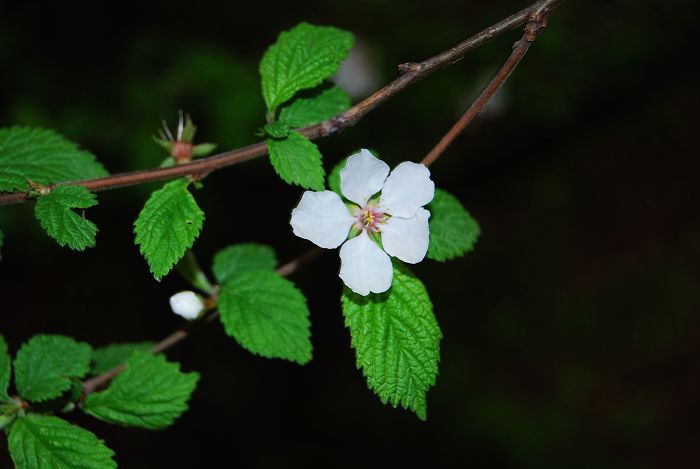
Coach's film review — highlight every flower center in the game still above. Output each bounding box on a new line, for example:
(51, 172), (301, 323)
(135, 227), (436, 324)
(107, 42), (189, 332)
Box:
(357, 205), (387, 233)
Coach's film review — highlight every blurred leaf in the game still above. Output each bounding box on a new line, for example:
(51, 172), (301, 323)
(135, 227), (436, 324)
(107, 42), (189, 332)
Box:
(84, 352), (199, 430)
(260, 23), (354, 111)
(134, 178), (205, 280)
(9, 414), (116, 469)
(341, 263), (441, 420)
(327, 157), (347, 196)
(218, 270), (312, 364)
(14, 335), (91, 402)
(0, 335), (10, 400)
(0, 127), (108, 192)
(212, 243), (277, 284)
(34, 185), (99, 251)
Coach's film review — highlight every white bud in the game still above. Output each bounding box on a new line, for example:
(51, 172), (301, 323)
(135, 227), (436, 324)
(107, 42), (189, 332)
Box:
(169, 291), (205, 320)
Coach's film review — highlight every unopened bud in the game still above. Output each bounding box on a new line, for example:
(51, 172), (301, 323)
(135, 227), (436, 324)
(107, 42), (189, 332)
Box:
(169, 291), (205, 320)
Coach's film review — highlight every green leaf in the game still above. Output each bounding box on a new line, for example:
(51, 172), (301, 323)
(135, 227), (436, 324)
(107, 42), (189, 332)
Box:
(341, 263), (441, 420)
(0, 335), (10, 400)
(8, 414), (116, 469)
(263, 121), (290, 139)
(13, 335), (92, 402)
(327, 157), (347, 196)
(212, 243), (277, 285)
(91, 342), (154, 375)
(279, 86), (351, 127)
(134, 178), (205, 280)
(427, 188), (480, 261)
(267, 131), (325, 190)
(34, 185), (99, 251)
(218, 270), (312, 364)
(192, 142), (217, 157)
(260, 23), (354, 111)
(0, 127), (108, 193)
(84, 352), (199, 430)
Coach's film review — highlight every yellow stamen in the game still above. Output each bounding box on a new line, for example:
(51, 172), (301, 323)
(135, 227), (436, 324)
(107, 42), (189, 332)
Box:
(364, 211), (374, 227)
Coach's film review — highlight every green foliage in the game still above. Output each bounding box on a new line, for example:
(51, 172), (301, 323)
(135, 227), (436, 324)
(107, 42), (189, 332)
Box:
(212, 243), (277, 284)
(260, 23), (354, 111)
(14, 335), (91, 402)
(341, 263), (441, 420)
(84, 352), (199, 430)
(0, 335), (10, 400)
(263, 121), (291, 139)
(192, 143), (217, 157)
(327, 157), (347, 196)
(91, 342), (154, 375)
(427, 188), (480, 261)
(0, 127), (108, 192)
(279, 86), (351, 128)
(218, 270), (312, 364)
(267, 131), (325, 190)
(134, 178), (205, 280)
(34, 185), (99, 251)
(8, 414), (116, 469)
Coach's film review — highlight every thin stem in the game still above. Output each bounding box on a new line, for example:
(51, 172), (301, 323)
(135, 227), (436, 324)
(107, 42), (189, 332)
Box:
(0, 0), (563, 207)
(421, 13), (550, 167)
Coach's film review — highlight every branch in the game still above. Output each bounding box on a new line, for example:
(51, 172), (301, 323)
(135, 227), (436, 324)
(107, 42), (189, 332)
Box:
(0, 0), (563, 207)
(421, 9), (551, 166)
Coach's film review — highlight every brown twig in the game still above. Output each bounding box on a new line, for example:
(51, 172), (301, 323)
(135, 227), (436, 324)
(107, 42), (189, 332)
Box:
(421, 11), (551, 166)
(81, 248), (323, 396)
(0, 0), (562, 207)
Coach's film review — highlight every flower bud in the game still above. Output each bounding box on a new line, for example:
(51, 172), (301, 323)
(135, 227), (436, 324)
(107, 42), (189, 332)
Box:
(169, 291), (205, 320)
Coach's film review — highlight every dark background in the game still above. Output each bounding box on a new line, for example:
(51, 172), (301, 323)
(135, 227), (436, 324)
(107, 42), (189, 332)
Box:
(1, 0), (698, 467)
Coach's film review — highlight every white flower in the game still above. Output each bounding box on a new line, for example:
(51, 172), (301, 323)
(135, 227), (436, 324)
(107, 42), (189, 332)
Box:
(169, 291), (205, 320)
(290, 149), (434, 296)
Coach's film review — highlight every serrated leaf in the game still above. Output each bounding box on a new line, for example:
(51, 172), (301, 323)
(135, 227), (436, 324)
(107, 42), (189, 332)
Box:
(341, 263), (441, 420)
(91, 342), (154, 375)
(263, 121), (290, 139)
(279, 86), (351, 127)
(0, 335), (10, 399)
(0, 127), (108, 193)
(14, 335), (91, 402)
(267, 131), (325, 190)
(34, 185), (99, 251)
(260, 23), (354, 111)
(218, 270), (312, 364)
(84, 352), (199, 430)
(8, 414), (116, 469)
(427, 188), (480, 261)
(327, 157), (347, 196)
(212, 243), (277, 284)
(134, 178), (205, 280)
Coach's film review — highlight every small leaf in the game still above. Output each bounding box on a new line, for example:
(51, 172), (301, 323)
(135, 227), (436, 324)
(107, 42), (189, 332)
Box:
(267, 131), (325, 190)
(84, 352), (199, 430)
(0, 335), (10, 399)
(134, 178), (205, 280)
(192, 142), (217, 157)
(34, 185), (99, 251)
(0, 127), (108, 192)
(218, 270), (312, 364)
(14, 335), (92, 402)
(427, 188), (480, 261)
(8, 414), (116, 469)
(263, 121), (291, 139)
(212, 243), (277, 284)
(327, 157), (347, 196)
(279, 86), (351, 127)
(260, 23), (354, 111)
(91, 342), (154, 375)
(341, 263), (441, 420)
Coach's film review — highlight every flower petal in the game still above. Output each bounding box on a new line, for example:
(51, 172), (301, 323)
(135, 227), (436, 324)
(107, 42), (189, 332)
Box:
(379, 162), (435, 217)
(340, 149), (390, 206)
(339, 230), (393, 296)
(291, 190), (356, 249)
(381, 207), (431, 264)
